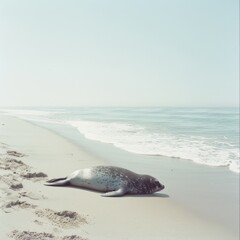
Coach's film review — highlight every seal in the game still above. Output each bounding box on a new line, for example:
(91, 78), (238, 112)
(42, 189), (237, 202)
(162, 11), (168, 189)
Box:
(44, 166), (165, 197)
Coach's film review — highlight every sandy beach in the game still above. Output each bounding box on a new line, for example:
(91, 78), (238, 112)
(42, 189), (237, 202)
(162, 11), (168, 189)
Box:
(1, 0), (238, 239)
(0, 114), (239, 240)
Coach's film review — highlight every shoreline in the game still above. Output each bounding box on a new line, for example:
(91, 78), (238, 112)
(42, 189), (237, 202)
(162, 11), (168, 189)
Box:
(0, 114), (239, 240)
(1, 107), (238, 175)
(22, 114), (239, 231)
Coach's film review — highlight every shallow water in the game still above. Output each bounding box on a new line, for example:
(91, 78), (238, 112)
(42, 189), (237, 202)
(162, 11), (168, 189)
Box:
(1, 107), (239, 173)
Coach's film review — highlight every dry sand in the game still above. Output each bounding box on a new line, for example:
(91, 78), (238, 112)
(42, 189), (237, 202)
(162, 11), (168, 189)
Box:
(0, 115), (238, 240)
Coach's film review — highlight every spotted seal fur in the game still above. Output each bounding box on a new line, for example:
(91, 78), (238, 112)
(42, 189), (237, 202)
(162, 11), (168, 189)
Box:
(44, 166), (165, 197)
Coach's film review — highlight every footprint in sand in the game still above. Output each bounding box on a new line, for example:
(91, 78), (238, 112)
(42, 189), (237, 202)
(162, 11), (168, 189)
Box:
(1, 200), (37, 213)
(19, 191), (46, 200)
(7, 151), (26, 158)
(0, 174), (23, 191)
(9, 230), (55, 240)
(0, 158), (29, 174)
(9, 230), (88, 240)
(0, 158), (48, 182)
(35, 209), (89, 228)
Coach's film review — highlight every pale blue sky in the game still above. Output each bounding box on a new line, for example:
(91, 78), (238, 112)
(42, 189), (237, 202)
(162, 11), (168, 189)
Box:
(0, 0), (239, 107)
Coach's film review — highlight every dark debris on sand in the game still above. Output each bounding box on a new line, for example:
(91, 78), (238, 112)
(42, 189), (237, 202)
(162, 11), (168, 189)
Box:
(22, 172), (48, 179)
(61, 236), (87, 240)
(10, 182), (23, 190)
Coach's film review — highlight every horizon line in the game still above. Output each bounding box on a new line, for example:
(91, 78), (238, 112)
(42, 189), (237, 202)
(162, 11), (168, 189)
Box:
(0, 105), (239, 109)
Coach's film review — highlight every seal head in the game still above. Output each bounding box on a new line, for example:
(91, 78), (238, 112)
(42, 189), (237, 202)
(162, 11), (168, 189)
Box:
(127, 174), (165, 195)
(143, 176), (165, 193)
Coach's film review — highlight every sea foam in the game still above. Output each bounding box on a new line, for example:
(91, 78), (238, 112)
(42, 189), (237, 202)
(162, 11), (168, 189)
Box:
(69, 120), (239, 173)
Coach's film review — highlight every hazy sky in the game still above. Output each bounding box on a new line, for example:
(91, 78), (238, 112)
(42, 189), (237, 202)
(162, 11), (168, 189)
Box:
(0, 0), (239, 107)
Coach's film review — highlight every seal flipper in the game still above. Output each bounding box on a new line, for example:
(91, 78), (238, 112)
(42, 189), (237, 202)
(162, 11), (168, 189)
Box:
(44, 177), (69, 186)
(101, 188), (127, 197)
(46, 177), (67, 183)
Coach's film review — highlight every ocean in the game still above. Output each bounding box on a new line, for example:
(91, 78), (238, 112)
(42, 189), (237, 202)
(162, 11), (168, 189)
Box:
(1, 107), (239, 173)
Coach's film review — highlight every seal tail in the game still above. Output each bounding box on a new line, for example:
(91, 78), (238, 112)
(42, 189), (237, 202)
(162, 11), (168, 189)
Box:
(44, 177), (69, 186)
